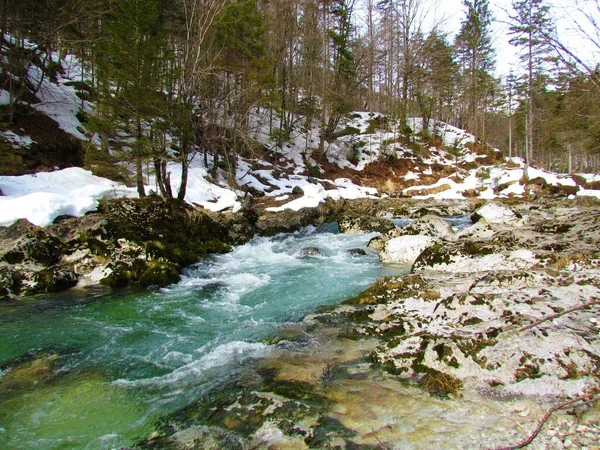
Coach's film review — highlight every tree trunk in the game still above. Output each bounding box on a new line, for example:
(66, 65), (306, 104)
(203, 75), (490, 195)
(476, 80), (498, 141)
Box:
(136, 117), (146, 198)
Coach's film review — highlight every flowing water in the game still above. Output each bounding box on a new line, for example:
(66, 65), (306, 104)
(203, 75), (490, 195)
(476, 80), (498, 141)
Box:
(0, 226), (402, 449)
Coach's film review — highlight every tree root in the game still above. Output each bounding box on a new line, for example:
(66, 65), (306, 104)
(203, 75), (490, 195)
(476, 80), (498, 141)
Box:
(493, 389), (600, 450)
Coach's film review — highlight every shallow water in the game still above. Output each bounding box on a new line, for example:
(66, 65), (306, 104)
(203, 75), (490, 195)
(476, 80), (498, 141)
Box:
(0, 226), (400, 449)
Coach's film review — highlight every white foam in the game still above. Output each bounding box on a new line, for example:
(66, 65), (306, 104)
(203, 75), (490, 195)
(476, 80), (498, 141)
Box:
(114, 341), (269, 387)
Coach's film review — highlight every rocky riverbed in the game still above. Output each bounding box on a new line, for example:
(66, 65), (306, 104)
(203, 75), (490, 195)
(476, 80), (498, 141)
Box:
(136, 198), (600, 450)
(2, 196), (600, 449)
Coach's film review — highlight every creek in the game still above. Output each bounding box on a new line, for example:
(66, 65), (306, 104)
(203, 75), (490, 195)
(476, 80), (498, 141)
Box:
(0, 225), (401, 449)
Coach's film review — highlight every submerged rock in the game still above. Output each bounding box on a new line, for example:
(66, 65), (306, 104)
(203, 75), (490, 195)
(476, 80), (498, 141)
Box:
(299, 247), (323, 258)
(347, 248), (367, 256)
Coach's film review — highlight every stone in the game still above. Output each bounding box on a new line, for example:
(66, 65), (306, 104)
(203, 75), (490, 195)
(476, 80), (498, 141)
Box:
(300, 247), (323, 258)
(338, 214), (395, 234)
(393, 214), (454, 239)
(472, 203), (520, 226)
(348, 248), (367, 256)
(379, 235), (434, 264)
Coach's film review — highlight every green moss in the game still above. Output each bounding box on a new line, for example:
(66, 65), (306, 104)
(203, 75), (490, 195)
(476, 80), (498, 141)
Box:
(139, 262), (180, 287)
(463, 241), (494, 256)
(344, 275), (428, 305)
(413, 243), (453, 269)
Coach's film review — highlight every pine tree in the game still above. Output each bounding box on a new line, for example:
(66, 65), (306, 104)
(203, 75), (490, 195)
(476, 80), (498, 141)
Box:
(454, 0), (495, 137)
(509, 0), (554, 172)
(97, 0), (170, 197)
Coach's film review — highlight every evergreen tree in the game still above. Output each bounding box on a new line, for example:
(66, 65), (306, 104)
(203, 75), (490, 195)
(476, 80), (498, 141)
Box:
(509, 0), (554, 170)
(454, 0), (495, 137)
(97, 0), (169, 197)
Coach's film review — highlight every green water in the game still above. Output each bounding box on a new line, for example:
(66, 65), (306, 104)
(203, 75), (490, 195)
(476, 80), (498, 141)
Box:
(0, 226), (401, 449)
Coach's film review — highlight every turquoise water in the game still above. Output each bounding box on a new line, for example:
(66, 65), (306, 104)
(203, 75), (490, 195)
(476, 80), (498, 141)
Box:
(0, 226), (401, 449)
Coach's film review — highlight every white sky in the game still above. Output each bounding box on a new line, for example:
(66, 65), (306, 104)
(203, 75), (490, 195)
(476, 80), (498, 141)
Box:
(434, 0), (600, 78)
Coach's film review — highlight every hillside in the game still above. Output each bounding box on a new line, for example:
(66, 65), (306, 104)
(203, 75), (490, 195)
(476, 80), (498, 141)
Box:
(1, 43), (600, 229)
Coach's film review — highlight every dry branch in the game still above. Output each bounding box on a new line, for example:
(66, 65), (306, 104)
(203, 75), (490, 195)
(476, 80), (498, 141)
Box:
(493, 390), (600, 450)
(518, 298), (600, 333)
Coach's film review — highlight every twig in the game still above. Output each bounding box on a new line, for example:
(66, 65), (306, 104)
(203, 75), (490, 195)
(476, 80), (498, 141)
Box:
(493, 390), (600, 450)
(519, 299), (600, 333)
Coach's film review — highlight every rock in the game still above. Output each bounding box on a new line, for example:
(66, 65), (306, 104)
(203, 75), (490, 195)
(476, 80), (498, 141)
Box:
(165, 425), (245, 450)
(367, 236), (386, 251)
(338, 214), (395, 234)
(300, 247), (323, 258)
(256, 208), (320, 236)
(348, 248), (367, 256)
(0, 220), (63, 265)
(412, 240), (537, 273)
(380, 235), (435, 264)
(456, 221), (496, 240)
(26, 265), (79, 295)
(393, 214), (454, 239)
(0, 264), (78, 296)
(472, 203), (520, 226)
(101, 197), (231, 266)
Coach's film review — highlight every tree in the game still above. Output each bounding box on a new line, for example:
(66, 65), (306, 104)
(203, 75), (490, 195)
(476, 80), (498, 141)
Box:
(97, 0), (170, 197)
(509, 0), (554, 171)
(454, 0), (495, 137)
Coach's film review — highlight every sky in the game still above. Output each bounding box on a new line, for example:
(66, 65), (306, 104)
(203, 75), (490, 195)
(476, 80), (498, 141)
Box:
(428, 0), (599, 78)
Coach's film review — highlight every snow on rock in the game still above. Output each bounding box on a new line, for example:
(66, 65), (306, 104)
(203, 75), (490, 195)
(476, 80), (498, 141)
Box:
(526, 167), (576, 186)
(380, 235), (434, 264)
(1, 130), (35, 148)
(577, 188), (600, 199)
(417, 249), (538, 274)
(0, 168), (137, 227)
(472, 203), (520, 225)
(0, 89), (11, 106)
(28, 63), (89, 141)
(164, 162), (241, 212)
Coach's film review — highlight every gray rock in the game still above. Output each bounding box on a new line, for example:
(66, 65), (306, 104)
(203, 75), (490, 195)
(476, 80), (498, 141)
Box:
(300, 247), (323, 257)
(348, 248), (367, 256)
(338, 214), (395, 234)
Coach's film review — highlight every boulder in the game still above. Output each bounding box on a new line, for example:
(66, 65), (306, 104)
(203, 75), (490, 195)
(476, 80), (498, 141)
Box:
(256, 208), (320, 236)
(338, 214), (395, 234)
(393, 214), (454, 240)
(412, 239), (537, 273)
(0, 220), (63, 265)
(472, 203), (520, 226)
(367, 236), (386, 251)
(380, 235), (435, 264)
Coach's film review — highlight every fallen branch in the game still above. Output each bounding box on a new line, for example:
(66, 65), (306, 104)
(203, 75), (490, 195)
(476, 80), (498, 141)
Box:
(519, 299), (600, 333)
(493, 390), (600, 450)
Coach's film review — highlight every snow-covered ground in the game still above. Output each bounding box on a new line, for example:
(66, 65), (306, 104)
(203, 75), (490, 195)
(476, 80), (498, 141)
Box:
(1, 35), (599, 228)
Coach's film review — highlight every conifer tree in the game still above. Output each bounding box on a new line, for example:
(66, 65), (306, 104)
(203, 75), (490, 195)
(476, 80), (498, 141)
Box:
(97, 0), (169, 197)
(509, 0), (554, 170)
(454, 0), (495, 137)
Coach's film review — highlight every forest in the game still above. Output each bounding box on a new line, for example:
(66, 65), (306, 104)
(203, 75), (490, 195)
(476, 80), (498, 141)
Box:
(2, 0), (600, 196)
